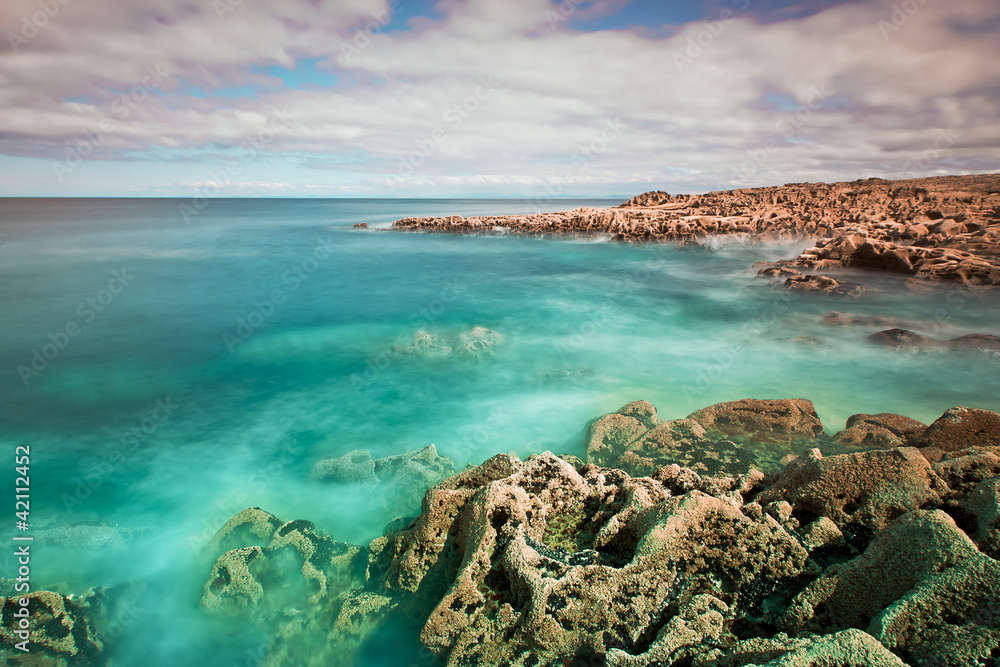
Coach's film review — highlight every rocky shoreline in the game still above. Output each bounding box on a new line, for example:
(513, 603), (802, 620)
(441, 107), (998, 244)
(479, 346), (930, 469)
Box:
(196, 399), (1000, 666)
(10, 398), (999, 666)
(390, 174), (1000, 289)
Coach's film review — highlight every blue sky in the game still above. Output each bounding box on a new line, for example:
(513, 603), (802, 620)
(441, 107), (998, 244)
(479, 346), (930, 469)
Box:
(0, 0), (997, 197)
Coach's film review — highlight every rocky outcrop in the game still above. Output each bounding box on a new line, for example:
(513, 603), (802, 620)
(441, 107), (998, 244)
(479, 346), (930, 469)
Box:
(687, 398), (826, 444)
(310, 444), (457, 508)
(198, 398), (1000, 667)
(372, 453), (806, 666)
(0, 584), (140, 666)
(392, 174), (1000, 287)
(201, 511), (378, 666)
(782, 274), (866, 297)
(779, 510), (1000, 666)
(917, 405), (1000, 451)
(585, 399), (827, 478)
(868, 328), (1000, 354)
(0, 592), (105, 664)
(352, 222), (369, 229)
(757, 448), (947, 534)
(833, 413), (927, 450)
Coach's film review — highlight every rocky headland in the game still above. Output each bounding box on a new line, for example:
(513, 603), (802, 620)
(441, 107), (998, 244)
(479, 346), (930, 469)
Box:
(391, 174), (1000, 289)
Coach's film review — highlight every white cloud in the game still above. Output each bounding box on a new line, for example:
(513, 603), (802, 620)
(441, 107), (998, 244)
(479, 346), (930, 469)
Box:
(1, 0), (998, 195)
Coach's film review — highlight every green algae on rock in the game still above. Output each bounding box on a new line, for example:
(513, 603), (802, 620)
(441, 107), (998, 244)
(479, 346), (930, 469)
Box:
(197, 398), (1000, 667)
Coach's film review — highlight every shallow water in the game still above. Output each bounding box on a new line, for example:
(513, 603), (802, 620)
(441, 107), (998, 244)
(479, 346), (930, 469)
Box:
(1, 197), (999, 665)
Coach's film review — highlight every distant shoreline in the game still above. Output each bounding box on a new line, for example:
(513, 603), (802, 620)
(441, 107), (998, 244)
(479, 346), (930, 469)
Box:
(390, 173), (1000, 289)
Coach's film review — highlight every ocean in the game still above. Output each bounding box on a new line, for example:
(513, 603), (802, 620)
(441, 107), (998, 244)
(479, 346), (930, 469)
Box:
(1, 197), (998, 665)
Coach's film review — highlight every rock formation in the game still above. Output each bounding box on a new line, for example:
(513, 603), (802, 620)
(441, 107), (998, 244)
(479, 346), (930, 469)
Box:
(391, 174), (1000, 287)
(198, 398), (1000, 667)
(310, 444), (457, 508)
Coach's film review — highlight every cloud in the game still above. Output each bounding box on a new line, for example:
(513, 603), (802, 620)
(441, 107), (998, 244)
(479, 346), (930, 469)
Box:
(1, 0), (998, 196)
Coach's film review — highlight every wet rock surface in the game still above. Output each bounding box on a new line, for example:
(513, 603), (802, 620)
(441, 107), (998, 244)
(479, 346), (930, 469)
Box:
(392, 174), (1000, 287)
(310, 444), (458, 508)
(868, 328), (1000, 354)
(198, 398), (1000, 667)
(0, 584), (141, 666)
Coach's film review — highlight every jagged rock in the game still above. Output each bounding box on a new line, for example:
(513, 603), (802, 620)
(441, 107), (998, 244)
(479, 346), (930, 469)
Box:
(757, 448), (947, 534)
(203, 507), (283, 560)
(868, 329), (1000, 354)
(798, 516), (845, 551)
(202, 517), (364, 617)
(391, 330), (453, 358)
(394, 174), (1000, 286)
(833, 413), (927, 450)
(932, 447), (1000, 494)
(687, 398), (825, 444)
(201, 513), (372, 665)
(968, 476), (1000, 558)
(0, 591), (106, 665)
(374, 452), (806, 666)
(616, 400), (660, 428)
(352, 222), (369, 229)
(779, 510), (1000, 666)
(605, 594), (730, 666)
(311, 445), (457, 509)
(691, 629), (907, 667)
(918, 405), (1000, 451)
(783, 274), (866, 297)
(586, 400), (813, 477)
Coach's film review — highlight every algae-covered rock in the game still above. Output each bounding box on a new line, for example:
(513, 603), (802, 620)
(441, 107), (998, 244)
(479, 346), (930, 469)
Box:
(0, 591), (106, 665)
(780, 510), (1000, 666)
(757, 447), (947, 534)
(918, 405), (1000, 451)
(201, 513), (374, 665)
(687, 398), (826, 444)
(586, 399), (824, 478)
(311, 444), (457, 510)
(374, 452), (806, 666)
(833, 412), (927, 450)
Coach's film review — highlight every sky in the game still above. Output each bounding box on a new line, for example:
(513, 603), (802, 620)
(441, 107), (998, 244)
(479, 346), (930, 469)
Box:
(0, 0), (998, 198)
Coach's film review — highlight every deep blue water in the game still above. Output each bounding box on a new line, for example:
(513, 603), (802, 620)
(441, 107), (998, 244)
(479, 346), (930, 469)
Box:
(1, 197), (999, 665)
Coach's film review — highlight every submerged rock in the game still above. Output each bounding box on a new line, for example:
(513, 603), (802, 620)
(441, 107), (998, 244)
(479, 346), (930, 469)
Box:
(391, 330), (453, 359)
(868, 329), (1000, 355)
(0, 583), (141, 666)
(390, 327), (505, 362)
(310, 444), (457, 509)
(533, 367), (595, 385)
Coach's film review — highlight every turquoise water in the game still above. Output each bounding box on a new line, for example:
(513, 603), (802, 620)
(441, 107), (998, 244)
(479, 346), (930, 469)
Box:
(1, 198), (999, 665)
